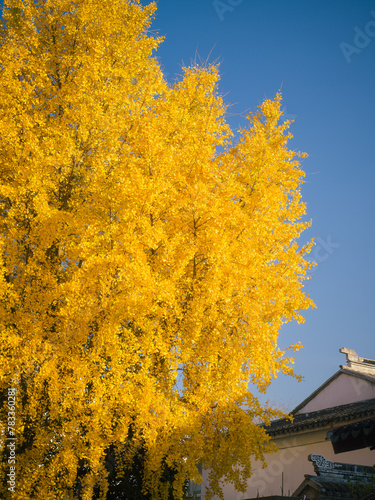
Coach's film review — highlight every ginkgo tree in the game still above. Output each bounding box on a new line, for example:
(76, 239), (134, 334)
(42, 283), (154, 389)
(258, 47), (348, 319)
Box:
(0, 0), (315, 499)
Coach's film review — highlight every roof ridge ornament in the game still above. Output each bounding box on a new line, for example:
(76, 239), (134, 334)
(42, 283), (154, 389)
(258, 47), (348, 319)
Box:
(308, 453), (375, 478)
(340, 347), (375, 375)
(340, 347), (362, 364)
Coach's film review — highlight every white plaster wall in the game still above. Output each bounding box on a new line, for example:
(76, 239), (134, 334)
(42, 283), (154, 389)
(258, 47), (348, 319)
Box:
(296, 373), (375, 413)
(201, 430), (375, 500)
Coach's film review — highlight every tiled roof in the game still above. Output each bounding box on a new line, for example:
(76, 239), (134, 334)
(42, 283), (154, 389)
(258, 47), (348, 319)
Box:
(266, 398), (375, 437)
(327, 417), (375, 453)
(292, 454), (375, 499)
(293, 475), (353, 499)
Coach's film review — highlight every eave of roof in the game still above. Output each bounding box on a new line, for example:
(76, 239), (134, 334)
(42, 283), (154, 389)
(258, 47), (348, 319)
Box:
(267, 398), (375, 437)
(293, 475), (353, 498)
(326, 416), (375, 453)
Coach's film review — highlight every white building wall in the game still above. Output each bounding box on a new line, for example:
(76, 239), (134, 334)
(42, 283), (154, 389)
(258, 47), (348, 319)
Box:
(201, 429), (375, 500)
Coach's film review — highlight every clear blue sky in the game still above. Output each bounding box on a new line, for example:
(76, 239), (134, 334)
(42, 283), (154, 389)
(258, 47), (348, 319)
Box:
(151, 0), (375, 410)
(1, 0), (374, 411)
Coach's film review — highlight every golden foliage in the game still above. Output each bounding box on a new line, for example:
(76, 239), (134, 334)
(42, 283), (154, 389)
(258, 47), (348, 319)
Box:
(0, 1), (315, 498)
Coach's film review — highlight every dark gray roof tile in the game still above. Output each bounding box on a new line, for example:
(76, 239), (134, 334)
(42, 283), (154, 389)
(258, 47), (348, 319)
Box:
(267, 398), (375, 437)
